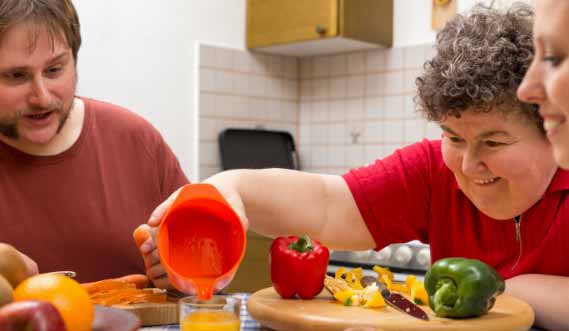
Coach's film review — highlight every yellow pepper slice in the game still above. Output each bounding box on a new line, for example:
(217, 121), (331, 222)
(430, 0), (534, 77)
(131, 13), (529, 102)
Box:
(333, 289), (354, 304)
(364, 291), (386, 308)
(344, 268), (364, 290)
(380, 274), (393, 291)
(335, 267), (347, 280)
(335, 267), (364, 290)
(405, 275), (417, 289)
(373, 265), (394, 281)
(411, 281), (429, 305)
(390, 282), (409, 294)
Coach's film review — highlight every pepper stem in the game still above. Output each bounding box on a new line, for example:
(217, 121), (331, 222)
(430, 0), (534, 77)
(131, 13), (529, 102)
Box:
(289, 235), (314, 253)
(433, 278), (458, 317)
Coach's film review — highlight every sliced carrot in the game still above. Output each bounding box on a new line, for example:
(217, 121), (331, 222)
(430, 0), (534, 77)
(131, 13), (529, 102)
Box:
(81, 279), (132, 294)
(133, 225), (150, 248)
(90, 287), (167, 306)
(81, 274), (148, 293)
(91, 288), (139, 306)
(129, 289), (167, 304)
(116, 274), (149, 289)
(82, 273), (159, 306)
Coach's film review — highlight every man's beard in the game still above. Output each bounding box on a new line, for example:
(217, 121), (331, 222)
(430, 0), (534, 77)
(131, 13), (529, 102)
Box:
(0, 101), (70, 140)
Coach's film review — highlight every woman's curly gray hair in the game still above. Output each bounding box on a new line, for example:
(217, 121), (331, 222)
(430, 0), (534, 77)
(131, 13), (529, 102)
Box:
(416, 2), (542, 133)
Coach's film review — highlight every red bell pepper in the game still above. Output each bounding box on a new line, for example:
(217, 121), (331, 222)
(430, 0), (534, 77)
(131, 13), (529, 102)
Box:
(270, 235), (330, 299)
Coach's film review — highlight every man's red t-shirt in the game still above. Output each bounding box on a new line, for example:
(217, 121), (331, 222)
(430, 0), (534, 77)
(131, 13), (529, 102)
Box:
(343, 139), (569, 279)
(0, 98), (189, 282)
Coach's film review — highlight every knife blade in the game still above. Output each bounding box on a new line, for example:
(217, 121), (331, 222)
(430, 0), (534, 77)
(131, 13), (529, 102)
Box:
(378, 282), (429, 321)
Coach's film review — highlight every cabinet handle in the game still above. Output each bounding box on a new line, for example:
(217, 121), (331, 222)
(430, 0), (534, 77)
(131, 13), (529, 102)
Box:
(315, 25), (327, 35)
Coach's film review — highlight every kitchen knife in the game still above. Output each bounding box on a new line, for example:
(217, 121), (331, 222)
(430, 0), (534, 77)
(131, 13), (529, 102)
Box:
(377, 281), (429, 321)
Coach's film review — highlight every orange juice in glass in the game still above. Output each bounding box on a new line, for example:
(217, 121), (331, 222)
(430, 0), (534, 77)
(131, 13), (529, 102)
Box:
(180, 295), (240, 331)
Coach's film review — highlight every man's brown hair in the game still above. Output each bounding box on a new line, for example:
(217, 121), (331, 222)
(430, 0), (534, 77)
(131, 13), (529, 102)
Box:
(0, 0), (81, 62)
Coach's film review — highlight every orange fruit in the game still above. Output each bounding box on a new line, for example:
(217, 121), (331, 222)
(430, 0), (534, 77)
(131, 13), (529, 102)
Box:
(13, 274), (94, 331)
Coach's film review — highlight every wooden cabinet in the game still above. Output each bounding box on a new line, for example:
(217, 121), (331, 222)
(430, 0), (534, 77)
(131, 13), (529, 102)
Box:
(226, 231), (273, 293)
(247, 0), (393, 56)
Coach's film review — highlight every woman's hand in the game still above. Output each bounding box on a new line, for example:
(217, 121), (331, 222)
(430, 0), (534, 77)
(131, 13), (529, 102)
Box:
(138, 177), (250, 290)
(203, 172), (249, 230)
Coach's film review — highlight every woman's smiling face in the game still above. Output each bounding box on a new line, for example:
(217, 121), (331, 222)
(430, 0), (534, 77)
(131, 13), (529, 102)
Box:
(518, 0), (569, 168)
(441, 109), (557, 220)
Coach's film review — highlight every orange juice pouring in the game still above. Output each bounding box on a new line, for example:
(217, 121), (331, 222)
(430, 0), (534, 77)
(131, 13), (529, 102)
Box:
(157, 183), (247, 300)
(179, 295), (241, 331)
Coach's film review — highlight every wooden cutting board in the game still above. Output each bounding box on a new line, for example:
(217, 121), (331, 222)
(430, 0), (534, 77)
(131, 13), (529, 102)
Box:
(113, 301), (178, 326)
(247, 287), (534, 331)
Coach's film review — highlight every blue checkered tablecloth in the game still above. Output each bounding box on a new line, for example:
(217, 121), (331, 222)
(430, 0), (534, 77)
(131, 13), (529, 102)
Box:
(140, 293), (270, 331)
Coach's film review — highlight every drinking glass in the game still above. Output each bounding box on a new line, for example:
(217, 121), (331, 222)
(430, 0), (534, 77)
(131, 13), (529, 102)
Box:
(179, 295), (241, 331)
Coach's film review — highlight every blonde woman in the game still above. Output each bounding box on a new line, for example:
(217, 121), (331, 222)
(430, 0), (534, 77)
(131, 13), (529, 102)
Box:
(518, 1), (569, 171)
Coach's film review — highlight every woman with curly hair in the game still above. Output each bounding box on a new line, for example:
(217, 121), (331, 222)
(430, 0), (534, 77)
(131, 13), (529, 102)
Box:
(141, 4), (567, 329)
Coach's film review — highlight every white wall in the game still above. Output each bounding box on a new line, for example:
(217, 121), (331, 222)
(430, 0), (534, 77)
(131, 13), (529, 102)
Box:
(188, 1), (246, 180)
(73, 0), (245, 182)
(393, 1), (437, 48)
(394, 0), (534, 47)
(72, 0), (533, 181)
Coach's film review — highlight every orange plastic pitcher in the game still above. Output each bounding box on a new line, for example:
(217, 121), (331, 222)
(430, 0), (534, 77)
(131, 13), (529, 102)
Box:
(157, 184), (246, 300)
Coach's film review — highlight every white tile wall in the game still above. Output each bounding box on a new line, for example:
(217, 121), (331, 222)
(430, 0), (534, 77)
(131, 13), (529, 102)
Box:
(314, 57), (330, 78)
(365, 74), (384, 97)
(347, 53), (366, 74)
(330, 55), (347, 76)
(364, 121), (384, 143)
(346, 99), (365, 121)
(298, 44), (441, 174)
(346, 76), (365, 98)
(198, 43), (442, 179)
(198, 44), (299, 180)
(299, 57), (312, 79)
(345, 145), (364, 167)
(366, 50), (385, 71)
(365, 98), (383, 119)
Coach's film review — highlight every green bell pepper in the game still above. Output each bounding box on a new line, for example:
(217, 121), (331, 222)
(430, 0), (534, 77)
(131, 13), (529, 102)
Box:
(424, 257), (505, 318)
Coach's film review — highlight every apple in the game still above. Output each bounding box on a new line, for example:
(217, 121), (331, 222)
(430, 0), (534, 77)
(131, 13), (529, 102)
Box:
(0, 300), (66, 331)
